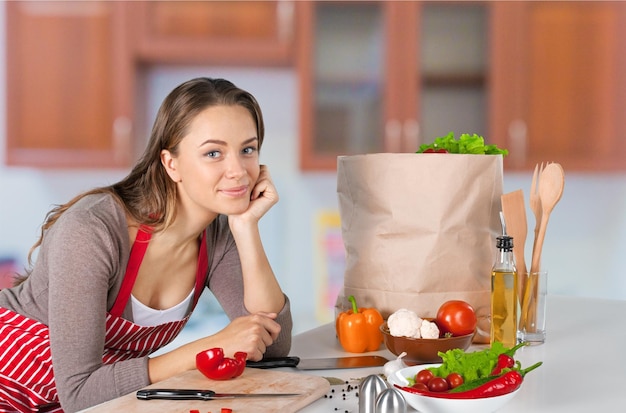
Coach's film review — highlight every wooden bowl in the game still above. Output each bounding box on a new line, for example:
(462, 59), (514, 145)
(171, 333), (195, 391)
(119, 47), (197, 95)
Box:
(380, 321), (474, 364)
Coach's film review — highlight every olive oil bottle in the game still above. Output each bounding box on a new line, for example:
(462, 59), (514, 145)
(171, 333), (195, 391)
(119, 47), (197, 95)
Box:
(491, 234), (518, 348)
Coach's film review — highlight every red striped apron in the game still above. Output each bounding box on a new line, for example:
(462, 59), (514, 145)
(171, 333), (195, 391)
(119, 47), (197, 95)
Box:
(0, 227), (207, 413)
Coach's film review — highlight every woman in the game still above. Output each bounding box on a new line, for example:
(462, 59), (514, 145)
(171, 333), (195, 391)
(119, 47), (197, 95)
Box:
(0, 78), (292, 412)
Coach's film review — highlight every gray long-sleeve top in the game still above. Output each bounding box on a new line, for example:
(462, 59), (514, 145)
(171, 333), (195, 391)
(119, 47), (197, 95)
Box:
(0, 194), (292, 412)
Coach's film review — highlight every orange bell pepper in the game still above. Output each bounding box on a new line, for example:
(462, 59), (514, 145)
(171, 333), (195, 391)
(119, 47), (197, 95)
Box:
(336, 295), (384, 353)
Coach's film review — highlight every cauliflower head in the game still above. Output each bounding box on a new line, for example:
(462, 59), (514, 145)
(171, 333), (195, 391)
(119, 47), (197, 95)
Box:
(387, 308), (423, 338)
(420, 319), (440, 339)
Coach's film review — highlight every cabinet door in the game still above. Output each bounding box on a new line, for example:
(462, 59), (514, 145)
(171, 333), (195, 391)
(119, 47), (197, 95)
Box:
(132, 1), (295, 65)
(417, 2), (489, 145)
(297, 1), (491, 171)
(297, 1), (389, 170)
(491, 1), (626, 171)
(6, 1), (134, 168)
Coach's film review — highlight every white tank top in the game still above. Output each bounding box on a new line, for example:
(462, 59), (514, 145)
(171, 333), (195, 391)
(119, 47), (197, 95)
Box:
(131, 289), (194, 327)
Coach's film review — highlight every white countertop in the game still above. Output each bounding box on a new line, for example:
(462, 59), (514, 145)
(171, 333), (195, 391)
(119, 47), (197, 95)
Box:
(287, 295), (626, 412)
(80, 295), (626, 412)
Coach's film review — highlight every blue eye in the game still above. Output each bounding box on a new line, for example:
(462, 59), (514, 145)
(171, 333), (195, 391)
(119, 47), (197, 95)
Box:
(242, 146), (258, 155)
(206, 150), (221, 158)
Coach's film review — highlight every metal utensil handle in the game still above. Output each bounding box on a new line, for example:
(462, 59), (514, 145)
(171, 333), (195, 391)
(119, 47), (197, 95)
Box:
(246, 356), (301, 369)
(136, 389), (215, 400)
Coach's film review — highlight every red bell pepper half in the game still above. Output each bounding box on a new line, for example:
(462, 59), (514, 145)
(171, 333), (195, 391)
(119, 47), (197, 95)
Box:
(196, 347), (247, 380)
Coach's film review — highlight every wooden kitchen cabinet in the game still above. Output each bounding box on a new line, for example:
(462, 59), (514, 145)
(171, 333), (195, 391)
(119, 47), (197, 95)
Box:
(130, 1), (295, 65)
(5, 1), (294, 168)
(297, 1), (489, 170)
(490, 1), (626, 171)
(6, 1), (135, 168)
(297, 1), (626, 171)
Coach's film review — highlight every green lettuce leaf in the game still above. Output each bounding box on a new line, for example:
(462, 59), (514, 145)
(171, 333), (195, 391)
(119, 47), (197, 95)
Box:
(427, 341), (509, 382)
(417, 132), (508, 156)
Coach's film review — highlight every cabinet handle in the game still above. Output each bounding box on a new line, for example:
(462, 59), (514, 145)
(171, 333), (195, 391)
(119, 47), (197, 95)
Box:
(385, 120), (402, 152)
(508, 119), (527, 167)
(113, 116), (132, 165)
(277, 1), (295, 41)
(403, 119), (420, 152)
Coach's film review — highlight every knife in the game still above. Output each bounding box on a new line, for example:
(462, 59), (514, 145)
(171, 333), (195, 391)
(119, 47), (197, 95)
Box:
(246, 355), (388, 370)
(136, 389), (300, 401)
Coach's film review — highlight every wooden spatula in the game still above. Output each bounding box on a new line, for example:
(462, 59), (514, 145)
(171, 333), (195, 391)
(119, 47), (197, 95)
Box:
(501, 189), (528, 300)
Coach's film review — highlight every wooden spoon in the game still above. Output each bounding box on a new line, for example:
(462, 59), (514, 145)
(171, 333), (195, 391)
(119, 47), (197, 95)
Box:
(529, 163), (565, 273)
(522, 163), (564, 333)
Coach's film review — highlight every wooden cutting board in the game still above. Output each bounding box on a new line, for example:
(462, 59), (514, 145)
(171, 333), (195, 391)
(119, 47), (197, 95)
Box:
(80, 368), (330, 413)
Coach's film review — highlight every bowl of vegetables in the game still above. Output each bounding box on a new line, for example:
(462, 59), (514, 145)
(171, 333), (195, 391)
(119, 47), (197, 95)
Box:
(387, 364), (521, 413)
(381, 300), (477, 364)
(381, 322), (473, 364)
(386, 343), (541, 413)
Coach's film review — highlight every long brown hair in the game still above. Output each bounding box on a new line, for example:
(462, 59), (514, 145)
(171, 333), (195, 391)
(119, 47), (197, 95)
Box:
(20, 77), (265, 279)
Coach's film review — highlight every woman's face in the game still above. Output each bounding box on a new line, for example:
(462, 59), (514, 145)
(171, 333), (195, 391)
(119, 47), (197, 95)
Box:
(162, 104), (260, 219)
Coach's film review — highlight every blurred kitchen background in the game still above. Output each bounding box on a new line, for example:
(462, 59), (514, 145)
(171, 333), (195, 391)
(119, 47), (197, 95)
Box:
(1, 1), (625, 348)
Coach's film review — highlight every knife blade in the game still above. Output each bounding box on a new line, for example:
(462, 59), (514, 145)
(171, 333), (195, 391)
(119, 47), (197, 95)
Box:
(136, 389), (301, 401)
(246, 355), (388, 370)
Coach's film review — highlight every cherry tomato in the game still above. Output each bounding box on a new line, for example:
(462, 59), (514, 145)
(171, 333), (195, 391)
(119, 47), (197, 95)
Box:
(427, 377), (449, 392)
(436, 300), (477, 336)
(446, 372), (464, 389)
(411, 382), (429, 392)
(415, 369), (434, 386)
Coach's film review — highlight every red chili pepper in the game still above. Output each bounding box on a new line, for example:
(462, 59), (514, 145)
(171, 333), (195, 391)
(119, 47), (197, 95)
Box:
(491, 354), (515, 375)
(196, 348), (248, 380)
(492, 342), (527, 375)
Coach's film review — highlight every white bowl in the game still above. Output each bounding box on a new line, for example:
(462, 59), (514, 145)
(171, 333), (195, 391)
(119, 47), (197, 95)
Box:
(387, 364), (521, 413)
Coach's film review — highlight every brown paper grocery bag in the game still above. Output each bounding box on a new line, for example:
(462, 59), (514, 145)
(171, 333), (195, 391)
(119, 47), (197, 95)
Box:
(336, 153), (503, 343)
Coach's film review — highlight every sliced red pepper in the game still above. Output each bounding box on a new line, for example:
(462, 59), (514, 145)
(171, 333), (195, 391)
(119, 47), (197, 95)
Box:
(196, 347), (248, 380)
(197, 348), (223, 371)
(221, 408), (233, 413)
(233, 351), (247, 377)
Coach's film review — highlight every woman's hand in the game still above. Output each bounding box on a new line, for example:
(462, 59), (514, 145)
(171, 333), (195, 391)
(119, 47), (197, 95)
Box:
(148, 312), (281, 383)
(229, 165), (278, 230)
(212, 312), (281, 361)
(226, 163), (286, 319)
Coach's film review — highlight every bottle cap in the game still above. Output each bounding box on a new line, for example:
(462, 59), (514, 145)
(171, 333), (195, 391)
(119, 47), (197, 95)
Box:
(496, 235), (514, 251)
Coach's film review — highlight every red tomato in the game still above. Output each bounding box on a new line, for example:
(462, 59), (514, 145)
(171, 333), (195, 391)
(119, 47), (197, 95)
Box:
(446, 372), (464, 389)
(415, 369), (434, 386)
(436, 300), (477, 336)
(427, 377), (449, 392)
(411, 382), (429, 392)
